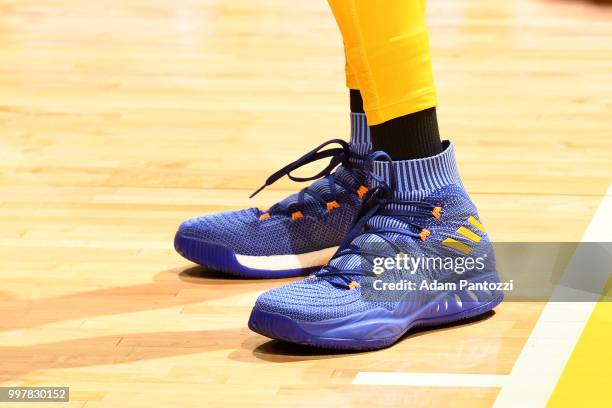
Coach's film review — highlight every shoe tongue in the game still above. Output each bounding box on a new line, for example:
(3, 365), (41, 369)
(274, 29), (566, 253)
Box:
(325, 141), (462, 287)
(268, 163), (364, 215)
(348, 113), (372, 158)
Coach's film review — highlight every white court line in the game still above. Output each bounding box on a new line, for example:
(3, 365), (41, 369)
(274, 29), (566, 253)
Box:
(493, 184), (612, 407)
(354, 372), (508, 388)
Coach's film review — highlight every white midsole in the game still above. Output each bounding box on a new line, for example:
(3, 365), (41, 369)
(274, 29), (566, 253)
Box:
(235, 246), (339, 271)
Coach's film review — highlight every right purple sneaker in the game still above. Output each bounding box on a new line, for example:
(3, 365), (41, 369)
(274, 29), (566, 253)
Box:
(249, 142), (503, 349)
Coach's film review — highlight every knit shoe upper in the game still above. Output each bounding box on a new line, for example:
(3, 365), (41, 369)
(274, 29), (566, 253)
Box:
(177, 158), (368, 256)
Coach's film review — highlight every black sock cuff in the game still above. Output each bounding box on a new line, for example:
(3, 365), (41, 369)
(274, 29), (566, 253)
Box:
(350, 89), (364, 113)
(370, 107), (442, 160)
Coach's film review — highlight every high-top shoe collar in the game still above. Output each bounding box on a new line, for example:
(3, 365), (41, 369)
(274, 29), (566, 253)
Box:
(371, 140), (463, 195)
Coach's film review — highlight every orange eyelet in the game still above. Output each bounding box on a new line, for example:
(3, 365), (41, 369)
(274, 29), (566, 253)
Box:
(291, 211), (304, 221)
(348, 281), (360, 290)
(432, 206), (442, 219)
(326, 200), (340, 212)
(357, 185), (369, 199)
(419, 228), (431, 241)
(259, 212), (270, 221)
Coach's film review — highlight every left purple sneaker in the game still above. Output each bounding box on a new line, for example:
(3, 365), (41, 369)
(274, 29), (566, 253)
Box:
(174, 113), (372, 278)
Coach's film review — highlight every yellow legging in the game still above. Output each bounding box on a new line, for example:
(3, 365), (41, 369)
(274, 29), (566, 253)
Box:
(328, 0), (437, 125)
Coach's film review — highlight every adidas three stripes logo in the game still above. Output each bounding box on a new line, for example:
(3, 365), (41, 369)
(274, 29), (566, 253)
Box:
(441, 216), (486, 254)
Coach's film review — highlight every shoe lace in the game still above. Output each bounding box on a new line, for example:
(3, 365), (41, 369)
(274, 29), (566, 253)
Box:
(250, 139), (365, 218)
(316, 151), (442, 287)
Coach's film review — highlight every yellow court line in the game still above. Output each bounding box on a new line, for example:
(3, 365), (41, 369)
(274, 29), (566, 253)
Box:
(547, 277), (612, 407)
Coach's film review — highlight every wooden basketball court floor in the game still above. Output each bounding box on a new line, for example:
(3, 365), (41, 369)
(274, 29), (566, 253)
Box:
(1, 0), (611, 406)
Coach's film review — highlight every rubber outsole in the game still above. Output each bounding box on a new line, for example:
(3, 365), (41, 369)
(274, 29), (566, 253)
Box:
(174, 233), (319, 278)
(248, 292), (504, 351)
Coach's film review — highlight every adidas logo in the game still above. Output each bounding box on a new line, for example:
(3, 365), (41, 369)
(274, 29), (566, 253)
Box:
(441, 215), (486, 254)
